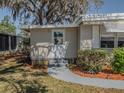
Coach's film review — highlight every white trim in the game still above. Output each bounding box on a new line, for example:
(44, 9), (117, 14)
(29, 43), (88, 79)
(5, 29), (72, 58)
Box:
(100, 34), (115, 37)
(104, 21), (124, 32)
(74, 13), (124, 24)
(92, 26), (100, 48)
(22, 24), (78, 30)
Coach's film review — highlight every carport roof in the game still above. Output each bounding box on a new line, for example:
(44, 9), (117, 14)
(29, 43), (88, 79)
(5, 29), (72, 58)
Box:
(74, 13), (124, 24)
(22, 13), (124, 32)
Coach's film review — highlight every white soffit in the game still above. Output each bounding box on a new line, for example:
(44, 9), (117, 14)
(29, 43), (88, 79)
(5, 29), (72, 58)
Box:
(104, 21), (124, 32)
(22, 24), (78, 29)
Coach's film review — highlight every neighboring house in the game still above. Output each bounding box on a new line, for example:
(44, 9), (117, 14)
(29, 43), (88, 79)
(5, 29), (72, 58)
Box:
(22, 13), (124, 61)
(0, 33), (21, 51)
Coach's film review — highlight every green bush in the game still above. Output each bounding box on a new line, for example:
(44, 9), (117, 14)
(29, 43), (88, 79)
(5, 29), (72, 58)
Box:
(112, 48), (124, 74)
(77, 49), (109, 74)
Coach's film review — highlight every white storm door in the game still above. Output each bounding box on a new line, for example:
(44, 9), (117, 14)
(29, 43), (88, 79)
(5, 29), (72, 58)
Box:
(52, 30), (66, 59)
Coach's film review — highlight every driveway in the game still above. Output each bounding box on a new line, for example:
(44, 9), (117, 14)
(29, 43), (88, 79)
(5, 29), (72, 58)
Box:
(48, 59), (124, 89)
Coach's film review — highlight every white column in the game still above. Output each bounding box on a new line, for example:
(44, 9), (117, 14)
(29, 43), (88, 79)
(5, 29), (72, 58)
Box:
(9, 36), (11, 51)
(92, 25), (100, 48)
(114, 33), (118, 48)
(79, 24), (83, 50)
(80, 24), (92, 50)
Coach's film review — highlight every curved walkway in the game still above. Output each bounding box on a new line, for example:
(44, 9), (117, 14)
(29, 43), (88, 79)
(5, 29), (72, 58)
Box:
(48, 60), (124, 89)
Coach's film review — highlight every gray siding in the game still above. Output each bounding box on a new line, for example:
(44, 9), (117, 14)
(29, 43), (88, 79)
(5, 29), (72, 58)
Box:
(31, 28), (51, 45)
(65, 28), (78, 58)
(80, 24), (92, 50)
(30, 27), (78, 60)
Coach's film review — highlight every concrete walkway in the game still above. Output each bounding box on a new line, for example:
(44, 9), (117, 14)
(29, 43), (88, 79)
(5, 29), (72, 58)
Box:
(48, 60), (124, 89)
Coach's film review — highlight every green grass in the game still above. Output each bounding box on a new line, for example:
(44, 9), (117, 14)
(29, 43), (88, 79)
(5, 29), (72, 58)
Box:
(0, 62), (123, 93)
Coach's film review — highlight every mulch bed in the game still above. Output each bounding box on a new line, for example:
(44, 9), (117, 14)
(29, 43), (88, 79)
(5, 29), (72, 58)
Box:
(71, 66), (124, 80)
(25, 64), (48, 74)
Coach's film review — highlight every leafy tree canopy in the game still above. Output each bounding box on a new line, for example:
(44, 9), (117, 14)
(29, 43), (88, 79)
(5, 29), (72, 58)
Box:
(0, 0), (103, 25)
(0, 16), (16, 34)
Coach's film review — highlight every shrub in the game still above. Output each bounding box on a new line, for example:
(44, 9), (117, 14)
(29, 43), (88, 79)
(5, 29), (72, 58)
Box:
(112, 48), (124, 74)
(77, 49), (109, 74)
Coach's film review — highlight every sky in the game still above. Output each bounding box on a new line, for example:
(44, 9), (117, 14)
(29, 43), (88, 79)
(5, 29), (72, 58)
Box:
(89, 0), (124, 13)
(0, 0), (124, 34)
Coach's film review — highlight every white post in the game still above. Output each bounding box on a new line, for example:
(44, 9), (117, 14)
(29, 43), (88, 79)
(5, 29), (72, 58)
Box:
(80, 25), (92, 50)
(9, 36), (11, 51)
(92, 25), (100, 48)
(114, 33), (118, 48)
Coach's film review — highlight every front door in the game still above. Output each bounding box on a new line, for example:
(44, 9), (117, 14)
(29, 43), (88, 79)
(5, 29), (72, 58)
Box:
(51, 30), (67, 59)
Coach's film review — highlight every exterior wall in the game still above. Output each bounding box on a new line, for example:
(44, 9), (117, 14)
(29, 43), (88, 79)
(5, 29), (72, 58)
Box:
(65, 28), (78, 58)
(100, 25), (115, 37)
(30, 22), (124, 61)
(79, 24), (92, 50)
(30, 28), (51, 60)
(117, 32), (124, 37)
(92, 25), (100, 48)
(79, 24), (124, 50)
(30, 27), (78, 60)
(31, 29), (51, 45)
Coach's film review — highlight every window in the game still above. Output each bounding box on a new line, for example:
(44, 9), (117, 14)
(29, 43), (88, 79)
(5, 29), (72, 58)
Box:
(4, 35), (9, 50)
(11, 36), (16, 50)
(0, 35), (3, 51)
(0, 35), (9, 51)
(101, 37), (114, 48)
(118, 37), (124, 47)
(53, 31), (64, 45)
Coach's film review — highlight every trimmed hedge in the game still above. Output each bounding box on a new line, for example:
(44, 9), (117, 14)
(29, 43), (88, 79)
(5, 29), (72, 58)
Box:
(77, 49), (109, 74)
(112, 48), (124, 74)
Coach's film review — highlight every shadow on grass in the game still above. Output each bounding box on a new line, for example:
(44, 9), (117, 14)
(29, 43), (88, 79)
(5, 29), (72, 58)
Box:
(0, 64), (28, 74)
(0, 77), (48, 93)
(31, 71), (48, 77)
(17, 56), (32, 65)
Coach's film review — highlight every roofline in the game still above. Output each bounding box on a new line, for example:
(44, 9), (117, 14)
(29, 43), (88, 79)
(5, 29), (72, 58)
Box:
(22, 13), (124, 31)
(0, 32), (17, 36)
(21, 24), (78, 31)
(74, 13), (124, 24)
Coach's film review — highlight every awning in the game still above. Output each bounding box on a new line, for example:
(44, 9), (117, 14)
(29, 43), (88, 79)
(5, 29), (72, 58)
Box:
(104, 21), (124, 32)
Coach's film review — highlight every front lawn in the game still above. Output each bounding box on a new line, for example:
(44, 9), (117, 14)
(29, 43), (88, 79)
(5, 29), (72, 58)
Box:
(0, 61), (123, 93)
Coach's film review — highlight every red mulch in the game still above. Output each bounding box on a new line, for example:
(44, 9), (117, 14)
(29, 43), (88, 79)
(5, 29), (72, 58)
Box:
(71, 66), (124, 80)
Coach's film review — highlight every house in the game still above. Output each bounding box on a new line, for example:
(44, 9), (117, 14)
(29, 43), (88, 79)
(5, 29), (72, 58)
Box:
(0, 33), (21, 51)
(22, 13), (124, 62)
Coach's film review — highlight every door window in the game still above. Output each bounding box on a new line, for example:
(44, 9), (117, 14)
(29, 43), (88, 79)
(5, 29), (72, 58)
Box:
(53, 31), (64, 45)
